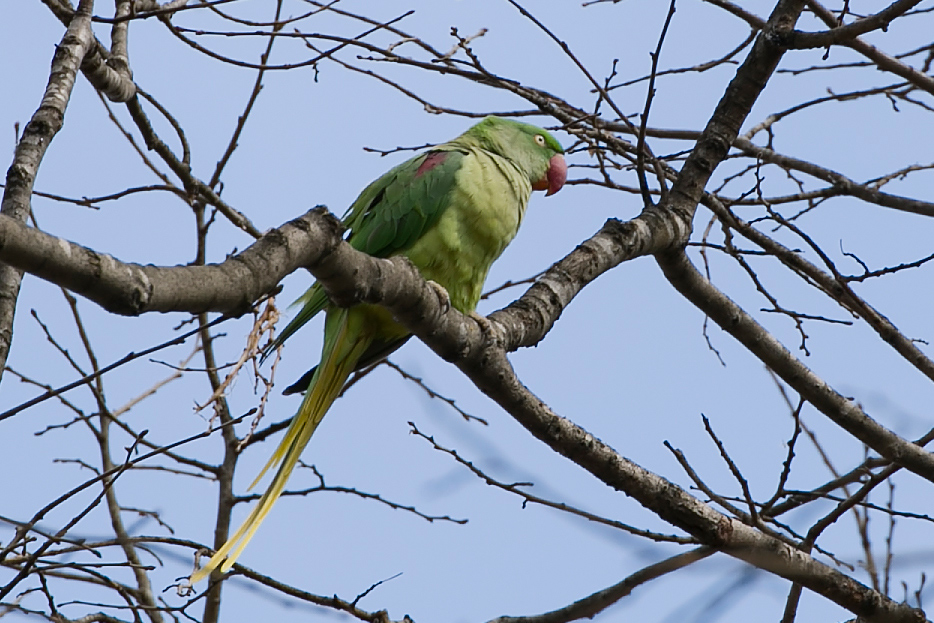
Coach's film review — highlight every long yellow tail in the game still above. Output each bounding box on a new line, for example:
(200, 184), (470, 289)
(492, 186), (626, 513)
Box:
(190, 309), (369, 583)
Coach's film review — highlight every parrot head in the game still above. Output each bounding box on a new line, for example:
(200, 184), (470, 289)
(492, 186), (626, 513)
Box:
(465, 116), (567, 196)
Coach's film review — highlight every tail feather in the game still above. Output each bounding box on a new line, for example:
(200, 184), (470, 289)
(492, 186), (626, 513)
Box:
(190, 309), (370, 583)
(260, 284), (329, 363)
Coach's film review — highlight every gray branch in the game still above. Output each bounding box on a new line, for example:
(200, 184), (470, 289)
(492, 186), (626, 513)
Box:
(42, 0), (138, 102)
(488, 548), (714, 623)
(0, 0), (97, 376)
(2, 3), (929, 620)
(0, 206), (341, 317)
(785, 0), (925, 49)
(658, 248), (934, 484)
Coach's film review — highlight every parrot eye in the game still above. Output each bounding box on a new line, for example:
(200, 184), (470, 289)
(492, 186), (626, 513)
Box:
(534, 134), (546, 147)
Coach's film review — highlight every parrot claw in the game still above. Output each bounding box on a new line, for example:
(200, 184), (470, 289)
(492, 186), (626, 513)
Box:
(427, 280), (451, 314)
(469, 310), (496, 341)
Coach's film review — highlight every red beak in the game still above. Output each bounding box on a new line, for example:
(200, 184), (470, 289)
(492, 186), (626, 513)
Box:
(546, 154), (567, 196)
(533, 154), (567, 196)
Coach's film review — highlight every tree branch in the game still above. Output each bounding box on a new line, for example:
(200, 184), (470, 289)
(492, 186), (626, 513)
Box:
(40, 0), (138, 102)
(0, 206), (341, 316)
(784, 0), (924, 49)
(488, 548), (714, 623)
(0, 0), (97, 378)
(657, 248), (934, 485)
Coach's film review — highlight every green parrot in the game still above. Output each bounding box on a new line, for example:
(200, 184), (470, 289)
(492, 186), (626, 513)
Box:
(190, 116), (566, 582)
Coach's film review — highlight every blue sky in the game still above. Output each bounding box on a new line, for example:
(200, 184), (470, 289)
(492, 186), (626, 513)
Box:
(3, 1), (934, 622)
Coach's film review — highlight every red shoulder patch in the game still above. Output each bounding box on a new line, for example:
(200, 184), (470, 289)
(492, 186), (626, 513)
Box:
(414, 151), (448, 178)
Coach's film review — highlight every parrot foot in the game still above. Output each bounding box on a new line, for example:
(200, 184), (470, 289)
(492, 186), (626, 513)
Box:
(427, 280), (451, 314)
(469, 310), (496, 342)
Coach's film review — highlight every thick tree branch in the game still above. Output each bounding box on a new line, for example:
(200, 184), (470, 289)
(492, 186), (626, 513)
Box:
(490, 209), (687, 351)
(807, 0), (934, 96)
(4, 186), (927, 617)
(785, 0), (924, 49)
(41, 0), (138, 102)
(702, 194), (934, 383)
(663, 0), (804, 230)
(705, 0), (934, 96)
(0, 206), (340, 316)
(657, 248), (934, 485)
(0, 0), (96, 377)
(637, 0), (934, 489)
(7, 4), (933, 620)
(439, 343), (922, 622)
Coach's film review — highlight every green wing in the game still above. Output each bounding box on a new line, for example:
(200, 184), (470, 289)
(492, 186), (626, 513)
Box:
(263, 148), (465, 360)
(343, 149), (465, 256)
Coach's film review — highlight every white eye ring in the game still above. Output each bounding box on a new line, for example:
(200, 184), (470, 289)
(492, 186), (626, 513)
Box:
(534, 134), (546, 146)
